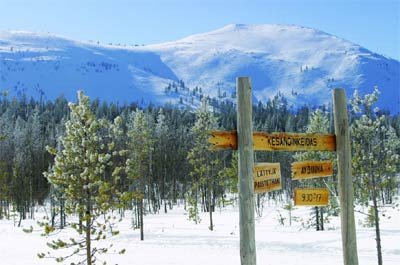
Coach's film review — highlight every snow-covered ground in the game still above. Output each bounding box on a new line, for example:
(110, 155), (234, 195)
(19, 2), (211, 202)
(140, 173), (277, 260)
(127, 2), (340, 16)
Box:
(1, 202), (399, 265)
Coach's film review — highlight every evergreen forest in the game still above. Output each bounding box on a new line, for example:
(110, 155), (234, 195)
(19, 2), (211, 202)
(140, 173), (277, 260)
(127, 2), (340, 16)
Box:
(0, 89), (399, 264)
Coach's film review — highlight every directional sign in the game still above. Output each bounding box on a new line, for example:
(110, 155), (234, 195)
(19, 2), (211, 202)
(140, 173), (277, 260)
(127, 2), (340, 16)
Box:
(291, 160), (333, 180)
(253, 163), (281, 193)
(209, 131), (336, 151)
(294, 188), (329, 206)
(208, 131), (238, 150)
(253, 132), (336, 151)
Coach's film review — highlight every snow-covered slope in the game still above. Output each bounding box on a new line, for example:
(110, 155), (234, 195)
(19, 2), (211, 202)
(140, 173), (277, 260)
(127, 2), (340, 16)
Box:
(1, 24), (399, 111)
(0, 31), (180, 105)
(146, 24), (399, 111)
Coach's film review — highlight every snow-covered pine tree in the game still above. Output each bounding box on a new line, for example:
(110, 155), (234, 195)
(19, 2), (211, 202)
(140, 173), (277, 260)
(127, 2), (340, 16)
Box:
(187, 101), (221, 230)
(12, 116), (32, 226)
(217, 151), (238, 207)
(29, 107), (47, 204)
(42, 91), (124, 265)
(125, 109), (153, 240)
(351, 87), (400, 265)
(108, 115), (130, 218)
(47, 119), (67, 229)
(155, 108), (170, 213)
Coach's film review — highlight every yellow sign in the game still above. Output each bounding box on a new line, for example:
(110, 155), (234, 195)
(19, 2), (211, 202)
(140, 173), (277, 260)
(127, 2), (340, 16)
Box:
(209, 131), (336, 151)
(253, 132), (336, 151)
(292, 161), (333, 180)
(294, 188), (329, 206)
(208, 131), (238, 150)
(253, 163), (281, 193)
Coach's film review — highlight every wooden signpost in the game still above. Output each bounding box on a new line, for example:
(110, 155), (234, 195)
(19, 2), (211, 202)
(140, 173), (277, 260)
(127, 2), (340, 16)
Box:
(291, 160), (333, 180)
(333, 89), (359, 265)
(208, 77), (358, 265)
(253, 163), (281, 193)
(294, 188), (330, 206)
(236, 77), (256, 265)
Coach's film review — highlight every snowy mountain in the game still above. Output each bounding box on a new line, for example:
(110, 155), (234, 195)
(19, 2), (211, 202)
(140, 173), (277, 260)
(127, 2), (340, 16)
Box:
(0, 24), (399, 112)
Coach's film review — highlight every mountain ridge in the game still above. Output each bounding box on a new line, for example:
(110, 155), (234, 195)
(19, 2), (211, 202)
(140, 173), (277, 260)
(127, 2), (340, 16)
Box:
(0, 24), (399, 112)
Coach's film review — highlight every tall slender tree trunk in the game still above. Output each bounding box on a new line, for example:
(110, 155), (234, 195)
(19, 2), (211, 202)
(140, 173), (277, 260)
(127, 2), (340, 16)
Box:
(0, 201), (3, 220)
(140, 198), (144, 241)
(86, 213), (92, 265)
(79, 212), (83, 233)
(147, 186), (152, 213)
(320, 208), (324, 231)
(132, 200), (137, 229)
(208, 181), (213, 231)
(60, 199), (66, 229)
(256, 195), (261, 216)
(372, 174), (383, 265)
(163, 153), (168, 213)
(6, 201), (10, 219)
(86, 186), (92, 265)
(50, 196), (55, 227)
(18, 211), (23, 227)
(172, 164), (177, 204)
(29, 176), (34, 219)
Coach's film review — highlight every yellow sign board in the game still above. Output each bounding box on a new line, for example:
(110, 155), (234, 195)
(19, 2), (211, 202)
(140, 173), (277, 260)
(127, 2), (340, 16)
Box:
(292, 161), (333, 180)
(253, 132), (336, 151)
(294, 188), (329, 206)
(208, 131), (238, 150)
(253, 163), (281, 193)
(209, 131), (336, 151)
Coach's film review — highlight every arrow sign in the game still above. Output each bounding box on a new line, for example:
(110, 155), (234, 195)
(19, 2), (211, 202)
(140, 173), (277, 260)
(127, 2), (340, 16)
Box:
(292, 160), (333, 180)
(208, 131), (238, 150)
(209, 131), (336, 151)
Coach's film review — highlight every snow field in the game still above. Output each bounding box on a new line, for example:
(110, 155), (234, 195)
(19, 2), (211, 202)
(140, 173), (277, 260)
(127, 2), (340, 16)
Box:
(0, 203), (399, 265)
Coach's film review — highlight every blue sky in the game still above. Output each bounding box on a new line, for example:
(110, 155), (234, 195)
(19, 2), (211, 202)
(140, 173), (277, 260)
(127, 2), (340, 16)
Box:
(0, 0), (399, 60)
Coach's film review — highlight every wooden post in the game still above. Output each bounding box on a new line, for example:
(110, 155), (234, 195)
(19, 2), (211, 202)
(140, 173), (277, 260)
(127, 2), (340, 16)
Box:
(237, 77), (256, 265)
(333, 89), (359, 265)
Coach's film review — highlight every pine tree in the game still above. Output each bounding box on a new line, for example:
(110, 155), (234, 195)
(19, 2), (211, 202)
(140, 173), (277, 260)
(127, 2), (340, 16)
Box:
(126, 109), (153, 240)
(351, 87), (400, 265)
(42, 91), (124, 265)
(108, 115), (130, 218)
(12, 116), (32, 225)
(187, 101), (221, 230)
(217, 151), (238, 206)
(28, 107), (48, 209)
(155, 108), (170, 213)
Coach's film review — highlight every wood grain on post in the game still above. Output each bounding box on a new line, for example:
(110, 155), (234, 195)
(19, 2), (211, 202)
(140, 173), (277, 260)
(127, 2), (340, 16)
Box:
(333, 88), (359, 265)
(237, 77), (257, 265)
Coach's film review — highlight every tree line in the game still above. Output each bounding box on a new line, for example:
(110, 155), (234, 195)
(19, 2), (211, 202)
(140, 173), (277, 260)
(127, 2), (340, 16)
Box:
(0, 88), (399, 264)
